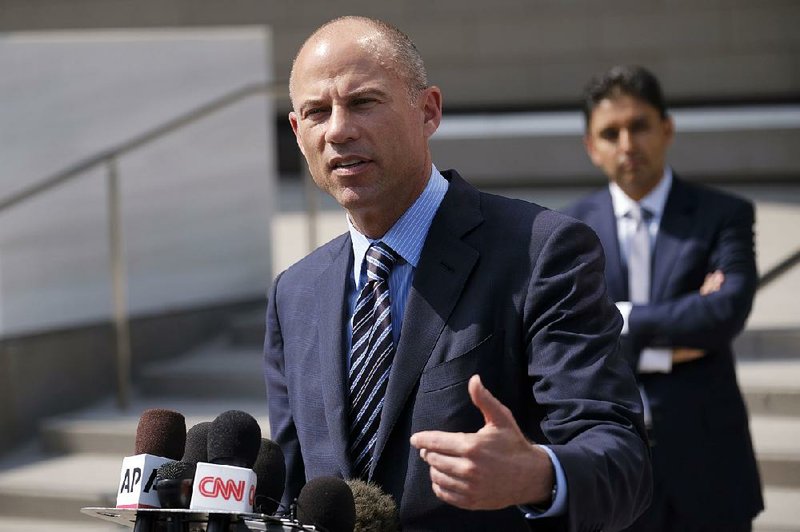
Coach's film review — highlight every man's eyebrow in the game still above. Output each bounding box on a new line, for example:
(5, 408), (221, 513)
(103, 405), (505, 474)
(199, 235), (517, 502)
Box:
(346, 87), (389, 100)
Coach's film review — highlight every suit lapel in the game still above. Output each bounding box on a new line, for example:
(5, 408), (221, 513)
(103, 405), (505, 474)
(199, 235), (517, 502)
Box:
(370, 172), (482, 475)
(315, 236), (355, 478)
(589, 190), (627, 301)
(652, 176), (695, 302)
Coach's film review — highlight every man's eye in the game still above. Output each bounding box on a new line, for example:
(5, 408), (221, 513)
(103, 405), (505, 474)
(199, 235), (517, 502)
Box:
(630, 120), (650, 134)
(352, 98), (376, 108)
(599, 129), (619, 141)
(304, 107), (328, 118)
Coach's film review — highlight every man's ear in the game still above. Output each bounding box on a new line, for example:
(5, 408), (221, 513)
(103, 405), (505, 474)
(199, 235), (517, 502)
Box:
(421, 86), (443, 139)
(289, 111), (306, 157)
(663, 115), (675, 146)
(583, 134), (601, 167)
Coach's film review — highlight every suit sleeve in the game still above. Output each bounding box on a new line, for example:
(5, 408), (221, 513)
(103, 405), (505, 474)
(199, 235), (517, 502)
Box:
(264, 271), (306, 508)
(629, 200), (756, 351)
(524, 215), (652, 532)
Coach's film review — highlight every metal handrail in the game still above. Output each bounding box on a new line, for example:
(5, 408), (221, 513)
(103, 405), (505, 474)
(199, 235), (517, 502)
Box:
(0, 80), (287, 409)
(0, 82), (285, 214)
(759, 248), (800, 290)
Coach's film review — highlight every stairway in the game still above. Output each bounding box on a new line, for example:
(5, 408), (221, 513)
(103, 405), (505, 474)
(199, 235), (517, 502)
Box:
(0, 310), (269, 531)
(0, 312), (798, 530)
(742, 357), (800, 532)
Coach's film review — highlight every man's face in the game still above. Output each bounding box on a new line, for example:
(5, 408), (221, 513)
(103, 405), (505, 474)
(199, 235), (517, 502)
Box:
(289, 27), (441, 234)
(584, 93), (673, 201)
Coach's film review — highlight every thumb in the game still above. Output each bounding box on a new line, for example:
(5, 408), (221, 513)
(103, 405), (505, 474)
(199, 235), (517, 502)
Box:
(468, 374), (516, 428)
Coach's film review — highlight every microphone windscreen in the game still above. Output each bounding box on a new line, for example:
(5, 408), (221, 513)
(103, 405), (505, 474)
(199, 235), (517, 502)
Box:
(134, 408), (186, 459)
(346, 479), (400, 532)
(156, 460), (196, 482)
(182, 421), (210, 464)
(252, 438), (286, 515)
(207, 410), (261, 468)
(155, 460), (195, 509)
(297, 476), (356, 532)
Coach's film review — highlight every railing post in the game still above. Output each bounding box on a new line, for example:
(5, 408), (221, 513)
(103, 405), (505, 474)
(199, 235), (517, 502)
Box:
(106, 157), (132, 410)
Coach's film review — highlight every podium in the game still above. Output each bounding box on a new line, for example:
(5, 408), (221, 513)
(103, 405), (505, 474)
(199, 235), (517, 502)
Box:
(81, 507), (315, 531)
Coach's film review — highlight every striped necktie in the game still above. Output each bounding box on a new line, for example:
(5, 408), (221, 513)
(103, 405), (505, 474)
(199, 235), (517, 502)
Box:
(348, 241), (399, 479)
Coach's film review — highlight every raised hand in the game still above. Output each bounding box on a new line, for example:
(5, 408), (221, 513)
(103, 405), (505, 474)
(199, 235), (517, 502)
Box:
(409, 375), (554, 510)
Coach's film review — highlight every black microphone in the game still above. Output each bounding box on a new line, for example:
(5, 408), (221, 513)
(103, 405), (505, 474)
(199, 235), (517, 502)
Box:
(182, 421), (210, 464)
(155, 461), (196, 532)
(345, 479), (399, 532)
(252, 438), (286, 515)
(196, 410), (261, 532)
(296, 476), (356, 532)
(117, 409), (186, 532)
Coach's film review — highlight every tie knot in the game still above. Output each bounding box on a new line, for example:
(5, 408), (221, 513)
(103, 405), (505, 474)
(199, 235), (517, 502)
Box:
(365, 242), (398, 282)
(627, 204), (652, 224)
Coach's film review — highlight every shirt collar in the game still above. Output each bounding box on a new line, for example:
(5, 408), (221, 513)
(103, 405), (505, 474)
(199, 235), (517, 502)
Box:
(348, 164), (449, 283)
(609, 166), (673, 220)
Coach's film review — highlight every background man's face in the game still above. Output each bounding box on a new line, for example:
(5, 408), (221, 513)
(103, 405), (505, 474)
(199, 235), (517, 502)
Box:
(584, 93), (674, 201)
(289, 29), (439, 224)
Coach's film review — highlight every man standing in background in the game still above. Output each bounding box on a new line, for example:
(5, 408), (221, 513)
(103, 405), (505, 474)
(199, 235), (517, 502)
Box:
(565, 65), (763, 531)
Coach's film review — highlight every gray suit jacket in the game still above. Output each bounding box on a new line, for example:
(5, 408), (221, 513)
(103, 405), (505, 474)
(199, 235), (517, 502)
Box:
(265, 170), (651, 531)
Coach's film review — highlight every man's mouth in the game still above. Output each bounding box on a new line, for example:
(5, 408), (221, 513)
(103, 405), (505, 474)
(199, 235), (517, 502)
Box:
(330, 157), (371, 171)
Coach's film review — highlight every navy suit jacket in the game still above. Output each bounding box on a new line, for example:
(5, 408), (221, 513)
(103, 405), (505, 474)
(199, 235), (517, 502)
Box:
(265, 170), (651, 531)
(564, 175), (763, 523)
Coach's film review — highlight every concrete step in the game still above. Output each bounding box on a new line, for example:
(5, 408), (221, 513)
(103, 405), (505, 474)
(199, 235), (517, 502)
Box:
(754, 487), (800, 532)
(0, 453), (120, 522)
(738, 359), (800, 417)
(0, 395), (271, 522)
(41, 396), (270, 455)
(0, 517), (125, 531)
(226, 310), (266, 347)
(751, 416), (800, 489)
(138, 339), (266, 400)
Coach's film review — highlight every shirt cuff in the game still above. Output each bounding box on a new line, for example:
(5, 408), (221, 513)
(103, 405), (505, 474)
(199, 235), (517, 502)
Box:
(520, 445), (567, 519)
(616, 301), (632, 335)
(637, 348), (673, 373)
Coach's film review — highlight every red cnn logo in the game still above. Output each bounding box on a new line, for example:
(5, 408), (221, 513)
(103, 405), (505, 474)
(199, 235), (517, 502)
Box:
(198, 476), (246, 501)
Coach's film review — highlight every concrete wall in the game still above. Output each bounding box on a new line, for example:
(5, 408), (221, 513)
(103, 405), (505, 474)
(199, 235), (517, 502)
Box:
(1, 0), (797, 111)
(0, 28), (275, 337)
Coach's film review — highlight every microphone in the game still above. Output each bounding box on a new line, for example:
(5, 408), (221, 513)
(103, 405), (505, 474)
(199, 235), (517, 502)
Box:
(296, 476), (356, 532)
(252, 438), (286, 515)
(182, 421), (210, 464)
(116, 408), (186, 532)
(155, 461), (196, 532)
(345, 479), (400, 532)
(189, 410), (261, 532)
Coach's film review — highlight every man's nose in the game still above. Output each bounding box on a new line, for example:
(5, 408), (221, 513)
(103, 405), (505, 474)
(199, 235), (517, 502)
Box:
(618, 129), (635, 152)
(325, 106), (358, 144)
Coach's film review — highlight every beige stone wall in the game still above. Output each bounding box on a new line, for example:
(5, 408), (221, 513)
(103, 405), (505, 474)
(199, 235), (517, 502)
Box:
(2, 0), (798, 111)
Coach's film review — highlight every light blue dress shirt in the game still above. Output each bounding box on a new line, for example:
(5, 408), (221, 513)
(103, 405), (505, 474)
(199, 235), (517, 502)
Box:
(346, 165), (566, 518)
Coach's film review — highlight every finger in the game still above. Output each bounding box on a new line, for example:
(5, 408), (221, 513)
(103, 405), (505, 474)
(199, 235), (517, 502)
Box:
(468, 374), (516, 428)
(429, 464), (471, 493)
(431, 480), (470, 508)
(411, 430), (471, 456)
(423, 450), (472, 478)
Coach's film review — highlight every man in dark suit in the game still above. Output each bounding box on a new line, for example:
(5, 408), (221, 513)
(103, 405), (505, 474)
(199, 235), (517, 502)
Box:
(565, 65), (763, 531)
(264, 17), (651, 530)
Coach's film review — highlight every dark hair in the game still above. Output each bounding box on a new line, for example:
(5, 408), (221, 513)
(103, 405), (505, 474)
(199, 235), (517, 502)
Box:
(582, 65), (668, 127)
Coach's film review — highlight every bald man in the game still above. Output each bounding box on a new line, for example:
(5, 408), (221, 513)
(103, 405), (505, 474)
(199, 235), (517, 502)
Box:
(264, 16), (651, 531)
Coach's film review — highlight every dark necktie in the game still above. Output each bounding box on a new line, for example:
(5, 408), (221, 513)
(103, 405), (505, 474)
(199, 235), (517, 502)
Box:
(348, 241), (399, 479)
(628, 204), (652, 304)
